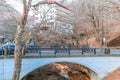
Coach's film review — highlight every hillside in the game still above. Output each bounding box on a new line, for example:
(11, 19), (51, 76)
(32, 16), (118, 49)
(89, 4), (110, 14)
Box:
(0, 0), (20, 38)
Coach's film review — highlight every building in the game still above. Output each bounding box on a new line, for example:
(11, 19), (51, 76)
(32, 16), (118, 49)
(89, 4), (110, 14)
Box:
(32, 0), (72, 34)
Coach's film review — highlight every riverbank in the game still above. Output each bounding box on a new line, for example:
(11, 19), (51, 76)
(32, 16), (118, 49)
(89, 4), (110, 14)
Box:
(22, 62), (91, 80)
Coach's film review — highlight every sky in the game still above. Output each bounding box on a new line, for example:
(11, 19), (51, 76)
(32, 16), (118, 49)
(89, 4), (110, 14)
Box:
(5, 0), (71, 14)
(6, 0), (42, 15)
(6, 0), (23, 14)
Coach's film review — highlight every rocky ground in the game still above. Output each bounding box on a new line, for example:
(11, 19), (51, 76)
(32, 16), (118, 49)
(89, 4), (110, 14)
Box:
(22, 62), (91, 80)
(104, 67), (120, 80)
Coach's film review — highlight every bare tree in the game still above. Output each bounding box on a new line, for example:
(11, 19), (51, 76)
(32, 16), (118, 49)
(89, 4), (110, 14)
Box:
(65, 0), (90, 46)
(67, 0), (108, 47)
(12, 0), (32, 80)
(29, 1), (72, 46)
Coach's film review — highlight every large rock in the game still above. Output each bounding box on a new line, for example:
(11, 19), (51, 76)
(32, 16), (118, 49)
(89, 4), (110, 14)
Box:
(104, 67), (120, 80)
(106, 24), (120, 47)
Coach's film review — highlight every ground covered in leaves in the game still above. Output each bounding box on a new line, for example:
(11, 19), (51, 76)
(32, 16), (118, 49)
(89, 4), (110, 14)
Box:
(22, 62), (90, 80)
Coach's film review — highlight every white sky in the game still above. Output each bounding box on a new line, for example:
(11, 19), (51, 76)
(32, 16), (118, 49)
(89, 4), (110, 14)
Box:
(5, 0), (39, 15)
(6, 0), (23, 14)
(5, 0), (71, 15)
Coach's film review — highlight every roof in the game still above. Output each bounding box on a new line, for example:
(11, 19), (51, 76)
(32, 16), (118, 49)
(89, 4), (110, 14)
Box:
(32, 0), (71, 11)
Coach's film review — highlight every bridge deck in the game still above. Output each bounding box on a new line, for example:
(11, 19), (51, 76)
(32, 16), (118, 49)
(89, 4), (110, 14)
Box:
(0, 48), (120, 80)
(1, 57), (120, 80)
(1, 54), (120, 59)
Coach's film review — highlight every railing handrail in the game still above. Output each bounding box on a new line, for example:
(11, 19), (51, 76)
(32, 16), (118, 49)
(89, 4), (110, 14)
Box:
(0, 46), (111, 55)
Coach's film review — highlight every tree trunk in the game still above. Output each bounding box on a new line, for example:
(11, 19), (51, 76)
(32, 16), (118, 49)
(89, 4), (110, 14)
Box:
(12, 24), (24, 80)
(12, 52), (22, 80)
(12, 0), (32, 80)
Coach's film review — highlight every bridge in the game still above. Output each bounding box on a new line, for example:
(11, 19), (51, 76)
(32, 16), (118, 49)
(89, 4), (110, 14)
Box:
(0, 48), (120, 80)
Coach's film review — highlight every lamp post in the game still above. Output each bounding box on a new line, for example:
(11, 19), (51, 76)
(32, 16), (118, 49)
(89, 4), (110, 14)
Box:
(101, 1), (110, 54)
(101, 22), (105, 47)
(101, 1), (105, 48)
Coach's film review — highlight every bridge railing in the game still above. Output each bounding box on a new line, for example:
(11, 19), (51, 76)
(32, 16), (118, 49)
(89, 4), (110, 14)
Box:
(0, 46), (111, 56)
(25, 46), (110, 56)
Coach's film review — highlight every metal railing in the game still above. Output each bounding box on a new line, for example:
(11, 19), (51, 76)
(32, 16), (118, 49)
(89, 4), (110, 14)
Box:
(25, 46), (110, 56)
(0, 46), (111, 56)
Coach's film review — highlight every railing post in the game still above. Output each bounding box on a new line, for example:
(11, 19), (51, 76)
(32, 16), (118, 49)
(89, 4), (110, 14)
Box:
(39, 49), (41, 55)
(94, 48), (96, 54)
(68, 48), (70, 55)
(39, 46), (41, 55)
(1, 47), (4, 55)
(54, 49), (57, 55)
(108, 48), (110, 54)
(3, 46), (7, 56)
(104, 48), (106, 54)
(104, 47), (110, 54)
(82, 48), (84, 55)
